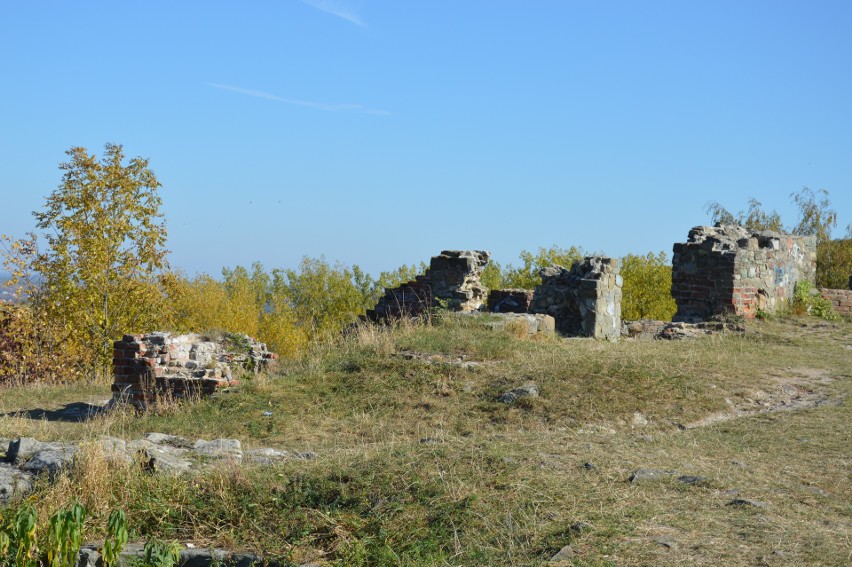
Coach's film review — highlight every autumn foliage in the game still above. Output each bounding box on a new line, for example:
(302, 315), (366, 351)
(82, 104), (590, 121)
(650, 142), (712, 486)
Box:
(2, 146), (848, 385)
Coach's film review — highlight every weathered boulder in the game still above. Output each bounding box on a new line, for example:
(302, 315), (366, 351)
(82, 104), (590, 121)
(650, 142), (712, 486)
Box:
(498, 383), (540, 404)
(193, 438), (243, 462)
(0, 463), (34, 502)
(21, 447), (77, 479)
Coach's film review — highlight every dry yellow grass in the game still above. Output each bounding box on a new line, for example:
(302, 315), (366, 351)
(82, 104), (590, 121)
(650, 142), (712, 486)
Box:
(0, 314), (849, 565)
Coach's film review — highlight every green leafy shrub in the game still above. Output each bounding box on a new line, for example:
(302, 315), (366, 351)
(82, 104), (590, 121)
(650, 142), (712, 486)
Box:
(817, 237), (852, 290)
(140, 539), (182, 567)
(792, 282), (840, 321)
(483, 245), (585, 290)
(0, 505), (39, 567)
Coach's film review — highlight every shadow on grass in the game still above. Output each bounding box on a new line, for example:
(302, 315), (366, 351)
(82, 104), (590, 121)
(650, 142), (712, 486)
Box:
(0, 401), (109, 422)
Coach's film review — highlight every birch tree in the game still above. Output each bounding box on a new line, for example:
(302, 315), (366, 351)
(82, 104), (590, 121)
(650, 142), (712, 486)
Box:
(30, 144), (168, 377)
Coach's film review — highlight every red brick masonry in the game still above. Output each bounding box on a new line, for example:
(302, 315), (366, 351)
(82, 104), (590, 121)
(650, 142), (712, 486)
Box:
(112, 332), (277, 407)
(820, 288), (852, 317)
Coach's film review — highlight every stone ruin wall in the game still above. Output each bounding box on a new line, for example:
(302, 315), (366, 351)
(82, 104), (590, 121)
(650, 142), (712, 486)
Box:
(487, 289), (534, 313)
(366, 250), (490, 321)
(366, 250), (623, 340)
(112, 332), (277, 407)
(672, 225), (816, 322)
(820, 288), (852, 317)
(527, 256), (623, 340)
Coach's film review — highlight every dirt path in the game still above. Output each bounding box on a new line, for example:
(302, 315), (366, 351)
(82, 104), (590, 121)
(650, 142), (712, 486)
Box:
(684, 367), (844, 429)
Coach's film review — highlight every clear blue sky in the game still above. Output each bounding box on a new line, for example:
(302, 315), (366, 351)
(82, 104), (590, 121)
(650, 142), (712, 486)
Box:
(1, 1), (850, 277)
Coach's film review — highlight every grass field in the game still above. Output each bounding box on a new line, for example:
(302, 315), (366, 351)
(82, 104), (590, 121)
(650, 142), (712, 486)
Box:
(1, 314), (850, 565)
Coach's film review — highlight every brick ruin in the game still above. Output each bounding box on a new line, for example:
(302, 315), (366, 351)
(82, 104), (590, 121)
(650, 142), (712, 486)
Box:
(112, 332), (277, 407)
(104, 229), (847, 404)
(671, 225), (817, 322)
(820, 288), (852, 317)
(366, 250), (490, 321)
(527, 257), (623, 340)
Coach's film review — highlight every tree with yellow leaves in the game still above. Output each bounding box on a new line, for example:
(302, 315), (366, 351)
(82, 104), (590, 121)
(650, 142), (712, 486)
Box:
(25, 144), (168, 378)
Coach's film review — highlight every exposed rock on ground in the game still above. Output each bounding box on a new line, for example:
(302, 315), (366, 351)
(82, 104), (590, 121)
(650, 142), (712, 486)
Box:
(498, 383), (540, 404)
(0, 433), (316, 503)
(482, 312), (556, 336)
(622, 319), (745, 340)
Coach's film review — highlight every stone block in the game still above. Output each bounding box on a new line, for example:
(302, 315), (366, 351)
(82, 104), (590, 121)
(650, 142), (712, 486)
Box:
(529, 256), (622, 340)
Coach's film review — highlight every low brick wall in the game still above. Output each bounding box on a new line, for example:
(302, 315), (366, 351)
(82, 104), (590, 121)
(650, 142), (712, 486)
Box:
(112, 332), (277, 407)
(820, 288), (852, 317)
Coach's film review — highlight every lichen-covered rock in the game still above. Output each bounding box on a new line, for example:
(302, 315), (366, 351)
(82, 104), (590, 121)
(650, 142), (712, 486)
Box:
(0, 463), (33, 502)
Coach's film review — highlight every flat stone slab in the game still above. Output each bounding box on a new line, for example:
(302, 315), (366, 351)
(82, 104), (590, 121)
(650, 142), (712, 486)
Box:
(2, 435), (317, 498)
(193, 438), (243, 462)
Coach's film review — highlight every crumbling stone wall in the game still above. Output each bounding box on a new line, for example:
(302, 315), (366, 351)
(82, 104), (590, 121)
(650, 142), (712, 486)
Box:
(820, 288), (852, 317)
(487, 289), (534, 313)
(672, 225), (816, 322)
(112, 332), (277, 407)
(366, 250), (489, 321)
(528, 257), (622, 340)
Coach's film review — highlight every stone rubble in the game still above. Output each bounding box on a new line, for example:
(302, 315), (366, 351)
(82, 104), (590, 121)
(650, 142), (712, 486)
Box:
(482, 312), (556, 336)
(622, 319), (669, 339)
(656, 321), (745, 340)
(622, 319), (744, 340)
(76, 543), (300, 567)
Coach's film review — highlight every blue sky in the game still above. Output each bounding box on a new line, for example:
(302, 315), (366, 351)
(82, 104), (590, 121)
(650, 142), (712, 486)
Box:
(1, 1), (850, 277)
